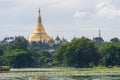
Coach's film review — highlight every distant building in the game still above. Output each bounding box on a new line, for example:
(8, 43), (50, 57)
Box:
(93, 30), (104, 43)
(29, 9), (50, 43)
(29, 9), (67, 46)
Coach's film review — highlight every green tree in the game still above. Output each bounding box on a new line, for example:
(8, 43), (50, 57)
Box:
(0, 49), (3, 56)
(55, 37), (99, 67)
(98, 42), (120, 66)
(54, 43), (68, 65)
(110, 37), (120, 44)
(11, 36), (28, 50)
(0, 56), (9, 66)
(0, 42), (9, 52)
(28, 49), (53, 67)
(4, 49), (33, 68)
(98, 42), (108, 65)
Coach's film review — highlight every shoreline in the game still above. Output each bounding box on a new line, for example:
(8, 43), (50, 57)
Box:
(0, 68), (120, 78)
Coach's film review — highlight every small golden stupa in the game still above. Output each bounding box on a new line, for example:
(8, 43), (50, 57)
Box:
(29, 9), (50, 43)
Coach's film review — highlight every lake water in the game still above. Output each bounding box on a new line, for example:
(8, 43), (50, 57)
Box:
(0, 76), (120, 80)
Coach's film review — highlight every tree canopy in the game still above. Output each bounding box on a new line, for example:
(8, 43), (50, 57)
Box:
(54, 37), (99, 67)
(0, 36), (120, 68)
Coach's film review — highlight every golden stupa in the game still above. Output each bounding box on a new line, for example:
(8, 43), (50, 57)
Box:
(29, 9), (50, 43)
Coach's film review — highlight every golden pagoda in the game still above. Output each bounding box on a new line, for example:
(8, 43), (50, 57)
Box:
(29, 9), (50, 43)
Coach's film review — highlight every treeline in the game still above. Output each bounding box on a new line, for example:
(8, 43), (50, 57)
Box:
(0, 36), (53, 68)
(54, 37), (120, 67)
(0, 36), (120, 68)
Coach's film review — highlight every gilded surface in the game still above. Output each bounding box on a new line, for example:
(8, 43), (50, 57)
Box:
(29, 9), (50, 43)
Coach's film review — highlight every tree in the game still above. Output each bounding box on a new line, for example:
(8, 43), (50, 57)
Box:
(4, 49), (33, 68)
(0, 42), (9, 52)
(55, 37), (99, 67)
(28, 49), (53, 67)
(54, 43), (68, 64)
(0, 49), (3, 56)
(38, 51), (52, 67)
(98, 42), (120, 66)
(12, 36), (28, 50)
(110, 37), (120, 44)
(0, 56), (9, 66)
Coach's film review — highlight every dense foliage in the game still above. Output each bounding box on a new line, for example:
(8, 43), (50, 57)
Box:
(55, 37), (120, 67)
(54, 38), (99, 67)
(0, 36), (53, 68)
(0, 36), (120, 68)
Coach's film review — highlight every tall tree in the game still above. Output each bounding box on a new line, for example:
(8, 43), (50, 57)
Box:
(110, 37), (120, 44)
(0, 49), (3, 56)
(12, 36), (28, 50)
(98, 42), (120, 66)
(29, 49), (53, 67)
(54, 43), (68, 64)
(55, 37), (99, 67)
(4, 49), (33, 68)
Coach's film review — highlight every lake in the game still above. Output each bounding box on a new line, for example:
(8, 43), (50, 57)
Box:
(0, 75), (120, 80)
(1, 68), (120, 80)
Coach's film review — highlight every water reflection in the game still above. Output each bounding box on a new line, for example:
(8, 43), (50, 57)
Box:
(28, 76), (120, 80)
(1, 76), (120, 80)
(28, 76), (43, 80)
(26, 75), (120, 80)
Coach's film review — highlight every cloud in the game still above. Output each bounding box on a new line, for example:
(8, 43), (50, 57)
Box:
(96, 2), (120, 19)
(51, 0), (79, 8)
(1, 0), (120, 41)
(73, 1), (120, 19)
(11, 0), (92, 9)
(73, 11), (88, 18)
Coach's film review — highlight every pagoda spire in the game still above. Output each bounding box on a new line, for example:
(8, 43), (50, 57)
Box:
(99, 29), (101, 37)
(38, 8), (42, 22)
(29, 9), (50, 43)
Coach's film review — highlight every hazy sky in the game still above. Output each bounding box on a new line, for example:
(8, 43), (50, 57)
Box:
(0, 0), (120, 41)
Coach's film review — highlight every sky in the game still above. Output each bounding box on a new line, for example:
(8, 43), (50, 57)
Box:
(0, 0), (120, 41)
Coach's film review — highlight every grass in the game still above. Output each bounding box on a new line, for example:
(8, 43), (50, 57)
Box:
(0, 66), (10, 68)
(0, 67), (120, 78)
